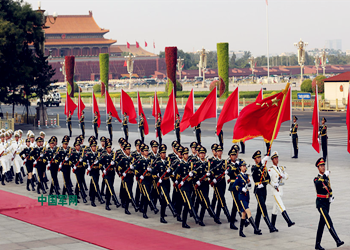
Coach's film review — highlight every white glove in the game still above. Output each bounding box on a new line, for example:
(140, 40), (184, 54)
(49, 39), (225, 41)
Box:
(23, 159), (27, 163)
(40, 154), (43, 157)
(59, 163), (62, 168)
(189, 171), (193, 177)
(73, 166), (77, 170)
(47, 163), (51, 167)
(103, 170), (107, 175)
(257, 183), (264, 189)
(242, 187), (247, 193)
(147, 167), (152, 172)
(123, 173), (126, 177)
(262, 156), (269, 165)
(158, 179), (162, 183)
(79, 158), (83, 162)
(88, 167), (91, 171)
(166, 168), (171, 173)
(325, 171), (330, 177)
(274, 183), (279, 189)
(21, 154), (25, 158)
(94, 160), (98, 165)
(206, 172), (210, 176)
(157, 173), (160, 177)
(213, 179), (217, 184)
(235, 160), (240, 164)
(329, 197), (334, 203)
(280, 173), (286, 179)
(65, 157), (69, 161)
(130, 165), (134, 170)
(225, 170), (228, 175)
(140, 175), (144, 180)
(180, 181), (184, 186)
(196, 181), (201, 186)
(175, 180), (178, 185)
(318, 131), (320, 136)
(34, 160), (37, 165)
(111, 161), (115, 165)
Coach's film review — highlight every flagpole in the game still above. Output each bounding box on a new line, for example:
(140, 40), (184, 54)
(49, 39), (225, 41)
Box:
(216, 86), (218, 144)
(266, 0), (270, 82)
(121, 89), (123, 132)
(92, 89), (93, 130)
(192, 88), (196, 141)
(290, 85), (293, 158)
(66, 91), (68, 129)
(237, 85), (240, 147)
(262, 87), (265, 154)
(173, 87), (176, 139)
(105, 89), (107, 132)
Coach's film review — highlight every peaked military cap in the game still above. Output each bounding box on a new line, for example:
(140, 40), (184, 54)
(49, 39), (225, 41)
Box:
(239, 159), (247, 167)
(35, 137), (43, 142)
(190, 142), (198, 148)
(106, 141), (112, 149)
(211, 144), (218, 151)
(150, 140), (159, 148)
(252, 150), (262, 159)
(229, 149), (237, 156)
(177, 146), (184, 153)
(293, 115), (298, 120)
(183, 147), (189, 155)
(90, 140), (97, 147)
(198, 146), (207, 154)
(159, 144), (167, 153)
(171, 141), (178, 147)
(124, 143), (131, 150)
(322, 117), (327, 122)
(232, 144), (240, 152)
(142, 145), (149, 152)
(316, 157), (325, 167)
(25, 138), (30, 143)
(216, 145), (223, 152)
(74, 141), (80, 147)
(88, 136), (96, 143)
(62, 136), (69, 144)
(271, 151), (278, 160)
(196, 144), (201, 151)
(100, 136), (107, 142)
(135, 139), (142, 147)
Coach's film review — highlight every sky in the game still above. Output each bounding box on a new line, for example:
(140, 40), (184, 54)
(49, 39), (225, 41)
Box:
(25, 0), (350, 56)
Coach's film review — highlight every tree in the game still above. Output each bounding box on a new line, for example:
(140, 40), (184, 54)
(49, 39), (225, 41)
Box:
(229, 52), (236, 68)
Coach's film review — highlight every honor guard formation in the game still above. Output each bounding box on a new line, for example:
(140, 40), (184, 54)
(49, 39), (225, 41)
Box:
(0, 125), (344, 250)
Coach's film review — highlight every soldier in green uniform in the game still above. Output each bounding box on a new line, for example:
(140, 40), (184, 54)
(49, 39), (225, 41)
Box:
(240, 141), (245, 154)
(93, 111), (99, 139)
(30, 137), (47, 194)
(107, 112), (113, 141)
(139, 113), (145, 143)
(123, 112), (129, 142)
(175, 114), (181, 144)
(195, 123), (201, 145)
(319, 117), (328, 161)
(251, 151), (276, 233)
(132, 139), (142, 208)
(45, 137), (60, 195)
(314, 158), (344, 250)
(20, 139), (34, 190)
(67, 111), (72, 137)
(79, 111), (85, 138)
(156, 113), (162, 145)
(290, 115), (298, 158)
(58, 136), (74, 196)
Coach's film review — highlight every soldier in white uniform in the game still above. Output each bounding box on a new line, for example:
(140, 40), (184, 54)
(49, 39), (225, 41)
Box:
(1, 132), (12, 182)
(0, 133), (7, 185)
(268, 151), (295, 231)
(10, 131), (25, 184)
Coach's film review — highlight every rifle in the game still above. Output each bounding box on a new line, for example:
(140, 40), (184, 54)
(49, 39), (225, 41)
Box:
(72, 157), (83, 173)
(58, 148), (72, 172)
(157, 160), (174, 187)
(178, 172), (193, 189)
(102, 161), (114, 178)
(140, 159), (153, 184)
(210, 164), (229, 187)
(121, 156), (135, 180)
(33, 147), (46, 168)
(194, 171), (210, 189)
(47, 151), (59, 170)
(11, 151), (17, 161)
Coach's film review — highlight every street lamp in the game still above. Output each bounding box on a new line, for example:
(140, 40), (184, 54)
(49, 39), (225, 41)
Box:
(177, 57), (184, 81)
(320, 49), (327, 75)
(36, 1), (58, 54)
(249, 56), (255, 81)
(294, 38), (308, 85)
(314, 54), (320, 76)
(198, 47), (208, 88)
(125, 53), (135, 89)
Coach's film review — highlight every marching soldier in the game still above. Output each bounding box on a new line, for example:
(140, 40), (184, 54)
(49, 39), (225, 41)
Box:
(107, 112), (113, 141)
(84, 139), (105, 207)
(58, 136), (74, 196)
(30, 137), (47, 194)
(149, 140), (160, 207)
(99, 136), (108, 196)
(175, 114), (181, 144)
(97, 140), (120, 210)
(174, 147), (201, 228)
(314, 158), (344, 250)
(195, 123), (201, 145)
(268, 151), (294, 230)
(93, 111), (99, 139)
(67, 111), (72, 137)
(45, 137), (60, 195)
(319, 117), (328, 161)
(216, 128), (224, 149)
(79, 110), (85, 138)
(233, 160), (262, 237)
(189, 142), (198, 162)
(123, 112), (129, 142)
(149, 140), (159, 161)
(132, 139), (143, 208)
(290, 115), (298, 158)
(251, 151), (276, 233)
(20, 139), (34, 190)
(69, 140), (87, 203)
(10, 132), (24, 185)
(156, 113), (162, 145)
(139, 113), (145, 143)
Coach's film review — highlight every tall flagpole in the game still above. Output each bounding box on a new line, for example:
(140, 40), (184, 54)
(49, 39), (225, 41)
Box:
(262, 87), (265, 154)
(290, 84), (293, 157)
(173, 87), (176, 139)
(192, 88), (196, 141)
(121, 89), (123, 132)
(266, 0), (270, 82)
(92, 89), (93, 130)
(216, 86), (218, 144)
(105, 90), (107, 131)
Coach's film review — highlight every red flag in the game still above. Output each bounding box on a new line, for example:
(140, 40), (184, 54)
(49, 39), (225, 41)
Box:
(232, 85), (291, 143)
(64, 91), (77, 117)
(101, 82), (105, 97)
(217, 87), (238, 136)
(145, 41), (148, 47)
(180, 89), (194, 132)
(127, 42), (130, 49)
(153, 41), (155, 49)
(120, 89), (137, 124)
(219, 77), (226, 97)
(256, 88), (263, 103)
(266, 0), (268, 5)
(347, 86), (350, 154)
(106, 90), (121, 122)
(161, 89), (179, 135)
(136, 41), (139, 48)
(190, 87), (217, 127)
(152, 91), (161, 118)
(123, 61), (127, 67)
(138, 92), (149, 135)
(92, 92), (101, 127)
(77, 90), (85, 119)
(312, 86), (320, 153)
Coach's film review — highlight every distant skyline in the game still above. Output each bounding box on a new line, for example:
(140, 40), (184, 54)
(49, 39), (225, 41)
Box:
(26, 0), (350, 56)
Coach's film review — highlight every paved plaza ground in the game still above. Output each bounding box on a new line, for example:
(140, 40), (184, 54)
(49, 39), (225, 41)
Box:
(0, 126), (349, 250)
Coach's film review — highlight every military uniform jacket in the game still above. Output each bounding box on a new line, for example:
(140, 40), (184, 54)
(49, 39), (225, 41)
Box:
(131, 150), (142, 161)
(227, 159), (240, 191)
(156, 118), (161, 128)
(79, 115), (85, 124)
(195, 124), (200, 131)
(57, 147), (72, 167)
(67, 115), (72, 123)
(84, 150), (101, 173)
(20, 146), (32, 161)
(107, 117), (112, 126)
(68, 149), (85, 170)
(233, 173), (250, 202)
(174, 160), (195, 191)
(210, 158), (227, 184)
(117, 154), (135, 181)
(123, 117), (128, 128)
(135, 156), (153, 184)
(314, 173), (332, 209)
(188, 154), (198, 163)
(93, 116), (98, 125)
(139, 118), (144, 128)
(30, 146), (47, 167)
(44, 146), (60, 167)
(97, 146), (107, 155)
(175, 119), (180, 130)
(194, 159), (211, 183)
(98, 152), (116, 176)
(319, 125), (327, 138)
(151, 157), (171, 181)
(251, 162), (270, 194)
(268, 165), (289, 195)
(149, 151), (159, 161)
(290, 123), (298, 137)
(168, 152), (178, 164)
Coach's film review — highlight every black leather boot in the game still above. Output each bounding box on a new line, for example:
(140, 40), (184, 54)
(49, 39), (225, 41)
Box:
(182, 211), (190, 228)
(31, 179), (35, 191)
(329, 227), (344, 247)
(91, 200), (96, 207)
(160, 217), (167, 223)
(315, 242), (325, 250)
(264, 216), (277, 233)
(223, 206), (231, 223)
(18, 173), (23, 183)
(271, 214), (279, 232)
(1, 175), (5, 185)
(282, 211), (295, 227)
(15, 173), (19, 184)
(239, 219), (246, 237)
(249, 217), (262, 235)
